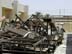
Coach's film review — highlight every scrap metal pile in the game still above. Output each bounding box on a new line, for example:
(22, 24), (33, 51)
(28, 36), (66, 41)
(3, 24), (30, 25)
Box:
(0, 13), (65, 54)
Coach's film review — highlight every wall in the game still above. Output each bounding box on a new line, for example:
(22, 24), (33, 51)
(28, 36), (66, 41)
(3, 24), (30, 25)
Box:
(55, 21), (72, 32)
(52, 16), (72, 32)
(0, 0), (14, 27)
(12, 1), (28, 21)
(17, 4), (24, 13)
(23, 6), (28, 21)
(63, 22), (72, 32)
(0, 0), (14, 9)
(0, 0), (29, 28)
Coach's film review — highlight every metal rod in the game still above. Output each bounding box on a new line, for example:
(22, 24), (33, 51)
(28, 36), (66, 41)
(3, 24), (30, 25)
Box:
(0, 50), (35, 54)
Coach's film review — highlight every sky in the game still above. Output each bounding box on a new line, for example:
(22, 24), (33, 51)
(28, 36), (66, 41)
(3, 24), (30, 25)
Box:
(18, 0), (72, 15)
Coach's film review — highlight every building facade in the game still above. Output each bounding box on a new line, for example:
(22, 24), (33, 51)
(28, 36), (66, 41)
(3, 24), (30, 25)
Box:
(0, 0), (28, 27)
